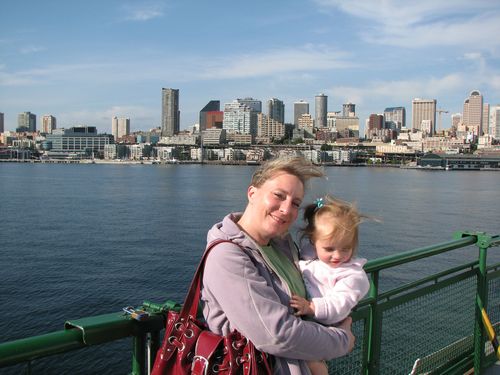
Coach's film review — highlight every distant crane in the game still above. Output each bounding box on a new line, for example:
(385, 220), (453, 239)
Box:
(437, 108), (449, 131)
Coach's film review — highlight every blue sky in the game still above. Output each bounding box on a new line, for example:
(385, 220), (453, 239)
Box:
(1, 0), (500, 134)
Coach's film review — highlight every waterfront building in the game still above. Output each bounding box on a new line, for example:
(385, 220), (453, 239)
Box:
(202, 128), (227, 145)
(45, 126), (113, 158)
(41, 115), (57, 134)
(412, 98), (437, 136)
(0, 112), (4, 133)
(336, 116), (359, 137)
(462, 90), (483, 135)
(384, 107), (406, 130)
(315, 93), (327, 128)
(17, 111), (36, 132)
(257, 113), (285, 141)
(490, 105), (500, 139)
(160, 132), (198, 145)
(223, 100), (257, 137)
(199, 100), (220, 131)
(343, 103), (356, 117)
(267, 98), (285, 124)
(161, 88), (180, 137)
(294, 100), (309, 128)
(111, 117), (130, 141)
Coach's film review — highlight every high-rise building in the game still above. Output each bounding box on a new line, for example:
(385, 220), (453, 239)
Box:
(0, 112), (4, 133)
(451, 113), (462, 128)
(111, 117), (130, 140)
(490, 105), (500, 139)
(483, 103), (490, 135)
(315, 94), (327, 128)
(17, 112), (36, 132)
(412, 98), (436, 135)
(257, 113), (285, 139)
(343, 103), (356, 117)
(293, 100), (309, 127)
(462, 90), (483, 135)
(368, 114), (384, 131)
(384, 107), (406, 130)
(267, 98), (285, 125)
(199, 100), (220, 131)
(237, 97), (262, 112)
(205, 111), (223, 129)
(161, 88), (180, 137)
(223, 100), (257, 136)
(41, 115), (57, 134)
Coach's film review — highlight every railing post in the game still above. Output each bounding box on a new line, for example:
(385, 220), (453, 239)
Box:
(473, 233), (489, 374)
(366, 271), (381, 375)
(131, 333), (147, 375)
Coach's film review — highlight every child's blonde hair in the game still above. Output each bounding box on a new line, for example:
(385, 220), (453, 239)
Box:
(301, 195), (368, 255)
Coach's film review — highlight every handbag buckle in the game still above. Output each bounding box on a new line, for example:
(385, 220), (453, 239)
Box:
(191, 355), (209, 375)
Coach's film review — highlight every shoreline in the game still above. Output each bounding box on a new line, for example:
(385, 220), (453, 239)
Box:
(2, 158), (500, 171)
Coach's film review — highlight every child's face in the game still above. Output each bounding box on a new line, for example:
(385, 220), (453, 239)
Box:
(313, 217), (353, 268)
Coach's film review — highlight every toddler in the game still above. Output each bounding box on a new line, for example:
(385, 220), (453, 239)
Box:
(290, 195), (370, 375)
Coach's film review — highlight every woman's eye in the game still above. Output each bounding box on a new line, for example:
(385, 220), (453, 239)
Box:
(292, 201), (301, 208)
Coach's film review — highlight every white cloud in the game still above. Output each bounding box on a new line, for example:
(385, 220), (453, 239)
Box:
(197, 45), (357, 80)
(329, 74), (465, 106)
(313, 0), (500, 49)
(122, 3), (164, 21)
(20, 46), (46, 54)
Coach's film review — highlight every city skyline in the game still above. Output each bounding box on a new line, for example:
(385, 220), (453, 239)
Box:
(1, 1), (500, 134)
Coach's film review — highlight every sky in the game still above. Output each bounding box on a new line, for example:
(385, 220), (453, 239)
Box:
(1, 0), (500, 135)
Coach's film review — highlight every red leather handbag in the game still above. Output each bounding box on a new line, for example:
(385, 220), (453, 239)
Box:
(151, 240), (273, 375)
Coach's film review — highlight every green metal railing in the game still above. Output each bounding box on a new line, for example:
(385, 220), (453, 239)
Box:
(1, 231), (499, 374)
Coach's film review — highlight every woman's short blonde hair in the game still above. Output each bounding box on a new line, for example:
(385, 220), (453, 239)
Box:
(250, 156), (324, 188)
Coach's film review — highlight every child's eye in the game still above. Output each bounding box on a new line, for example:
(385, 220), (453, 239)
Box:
(274, 192), (285, 200)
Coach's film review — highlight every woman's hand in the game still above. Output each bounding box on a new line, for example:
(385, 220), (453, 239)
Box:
(336, 317), (355, 352)
(290, 294), (315, 316)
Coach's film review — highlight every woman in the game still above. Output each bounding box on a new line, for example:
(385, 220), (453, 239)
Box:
(201, 156), (355, 374)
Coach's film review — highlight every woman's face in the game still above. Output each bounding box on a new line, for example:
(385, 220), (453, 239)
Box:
(247, 172), (304, 244)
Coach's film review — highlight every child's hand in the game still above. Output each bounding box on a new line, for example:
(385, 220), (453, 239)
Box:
(290, 294), (315, 316)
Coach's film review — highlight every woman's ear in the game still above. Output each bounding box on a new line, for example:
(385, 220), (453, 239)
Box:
(247, 185), (257, 202)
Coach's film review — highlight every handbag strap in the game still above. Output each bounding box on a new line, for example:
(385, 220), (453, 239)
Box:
(180, 239), (241, 319)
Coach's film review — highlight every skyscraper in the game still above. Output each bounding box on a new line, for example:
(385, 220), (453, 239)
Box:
(199, 100), (220, 131)
(490, 105), (500, 139)
(315, 94), (327, 128)
(384, 107), (406, 130)
(293, 100), (309, 127)
(267, 98), (285, 124)
(17, 111), (36, 132)
(161, 88), (180, 137)
(462, 90), (483, 135)
(41, 115), (57, 134)
(0, 112), (4, 133)
(223, 100), (257, 136)
(112, 117), (130, 140)
(412, 99), (436, 135)
(343, 103), (356, 117)
(237, 97), (262, 112)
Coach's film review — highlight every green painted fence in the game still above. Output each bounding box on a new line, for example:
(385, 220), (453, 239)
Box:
(1, 232), (499, 374)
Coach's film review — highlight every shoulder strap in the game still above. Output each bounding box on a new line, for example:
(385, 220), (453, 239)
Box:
(180, 239), (241, 319)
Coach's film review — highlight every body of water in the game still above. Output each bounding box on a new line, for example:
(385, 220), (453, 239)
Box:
(0, 163), (499, 374)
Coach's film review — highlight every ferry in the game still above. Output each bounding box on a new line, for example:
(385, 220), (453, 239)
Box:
(0, 231), (499, 374)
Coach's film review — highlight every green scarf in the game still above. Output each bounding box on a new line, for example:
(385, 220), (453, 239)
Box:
(260, 243), (306, 299)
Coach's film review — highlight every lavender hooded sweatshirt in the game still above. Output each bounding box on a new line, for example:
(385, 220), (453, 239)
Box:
(201, 213), (352, 375)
